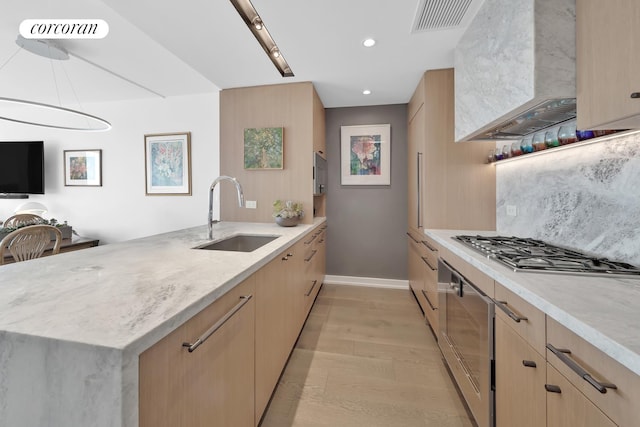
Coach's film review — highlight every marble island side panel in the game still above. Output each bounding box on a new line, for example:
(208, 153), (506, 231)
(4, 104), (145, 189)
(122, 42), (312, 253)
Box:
(426, 228), (640, 377)
(0, 220), (325, 427)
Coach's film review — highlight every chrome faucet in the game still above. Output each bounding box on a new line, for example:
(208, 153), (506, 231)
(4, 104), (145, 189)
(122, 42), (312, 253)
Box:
(208, 176), (245, 240)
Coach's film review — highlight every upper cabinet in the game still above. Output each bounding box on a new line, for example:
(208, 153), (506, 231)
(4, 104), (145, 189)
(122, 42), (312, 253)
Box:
(576, 0), (640, 130)
(408, 69), (496, 232)
(220, 82), (325, 222)
(454, 0), (576, 142)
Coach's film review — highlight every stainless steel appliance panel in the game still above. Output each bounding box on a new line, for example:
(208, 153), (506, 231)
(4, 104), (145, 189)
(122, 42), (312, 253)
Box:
(438, 258), (494, 427)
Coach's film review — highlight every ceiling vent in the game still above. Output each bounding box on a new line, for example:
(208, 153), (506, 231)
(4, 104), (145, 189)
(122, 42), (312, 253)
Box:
(412, 0), (473, 32)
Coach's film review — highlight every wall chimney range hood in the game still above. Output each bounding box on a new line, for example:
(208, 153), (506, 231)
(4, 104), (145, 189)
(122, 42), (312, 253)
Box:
(454, 0), (576, 142)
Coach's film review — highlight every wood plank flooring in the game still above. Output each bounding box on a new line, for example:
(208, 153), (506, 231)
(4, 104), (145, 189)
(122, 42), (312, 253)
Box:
(259, 284), (476, 427)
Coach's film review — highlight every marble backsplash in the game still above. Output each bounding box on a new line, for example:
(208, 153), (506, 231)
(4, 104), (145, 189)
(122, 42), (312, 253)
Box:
(496, 130), (640, 266)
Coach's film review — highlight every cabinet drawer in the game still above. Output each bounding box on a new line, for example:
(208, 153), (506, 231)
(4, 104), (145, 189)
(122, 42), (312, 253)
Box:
(420, 236), (438, 268)
(494, 282), (546, 356)
(439, 246), (494, 297)
(546, 364), (616, 427)
(547, 317), (640, 427)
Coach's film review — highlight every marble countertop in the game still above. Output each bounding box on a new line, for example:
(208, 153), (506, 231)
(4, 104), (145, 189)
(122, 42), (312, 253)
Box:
(0, 219), (325, 353)
(426, 229), (640, 377)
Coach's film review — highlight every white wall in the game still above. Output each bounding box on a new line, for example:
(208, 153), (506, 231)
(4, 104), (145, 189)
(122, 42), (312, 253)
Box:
(0, 91), (220, 244)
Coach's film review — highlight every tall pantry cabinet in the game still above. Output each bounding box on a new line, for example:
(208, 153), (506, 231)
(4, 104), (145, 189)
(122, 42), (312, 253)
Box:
(407, 68), (496, 320)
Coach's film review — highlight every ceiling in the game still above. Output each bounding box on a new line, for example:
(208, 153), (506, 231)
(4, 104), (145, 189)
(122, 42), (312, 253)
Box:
(0, 0), (485, 109)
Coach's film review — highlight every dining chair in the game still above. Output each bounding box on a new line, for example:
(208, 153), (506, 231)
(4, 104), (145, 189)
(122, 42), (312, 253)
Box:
(0, 224), (62, 265)
(2, 213), (42, 228)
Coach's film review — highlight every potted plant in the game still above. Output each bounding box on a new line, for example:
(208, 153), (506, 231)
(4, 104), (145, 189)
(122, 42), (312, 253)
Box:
(272, 200), (304, 227)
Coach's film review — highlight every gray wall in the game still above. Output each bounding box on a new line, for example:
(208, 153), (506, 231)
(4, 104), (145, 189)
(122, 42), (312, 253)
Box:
(325, 104), (408, 280)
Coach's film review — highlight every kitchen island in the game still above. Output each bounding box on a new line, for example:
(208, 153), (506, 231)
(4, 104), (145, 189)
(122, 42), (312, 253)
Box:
(426, 229), (640, 376)
(0, 220), (325, 427)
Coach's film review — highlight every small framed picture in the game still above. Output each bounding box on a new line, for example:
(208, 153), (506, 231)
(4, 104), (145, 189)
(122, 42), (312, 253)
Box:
(341, 124), (391, 185)
(64, 149), (102, 186)
(144, 132), (192, 195)
(244, 127), (284, 170)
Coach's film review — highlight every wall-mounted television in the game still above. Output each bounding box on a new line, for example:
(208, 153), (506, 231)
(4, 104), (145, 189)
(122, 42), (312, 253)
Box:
(0, 141), (45, 197)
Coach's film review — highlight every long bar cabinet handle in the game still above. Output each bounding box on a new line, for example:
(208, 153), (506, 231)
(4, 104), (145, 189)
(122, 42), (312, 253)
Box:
(421, 289), (437, 311)
(421, 256), (437, 271)
(417, 152), (423, 228)
(406, 232), (420, 244)
(494, 300), (528, 323)
(182, 295), (253, 353)
(546, 343), (617, 394)
(305, 280), (318, 297)
(304, 250), (318, 262)
(304, 234), (318, 245)
(421, 240), (437, 252)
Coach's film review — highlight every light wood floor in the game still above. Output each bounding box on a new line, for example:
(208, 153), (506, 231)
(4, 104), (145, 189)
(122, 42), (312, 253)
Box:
(260, 284), (476, 427)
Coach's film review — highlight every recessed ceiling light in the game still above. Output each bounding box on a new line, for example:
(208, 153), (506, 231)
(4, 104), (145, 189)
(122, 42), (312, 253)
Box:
(363, 89), (371, 95)
(363, 38), (376, 47)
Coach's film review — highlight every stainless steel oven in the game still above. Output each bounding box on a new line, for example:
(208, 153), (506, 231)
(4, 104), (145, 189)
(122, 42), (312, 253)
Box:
(438, 258), (494, 427)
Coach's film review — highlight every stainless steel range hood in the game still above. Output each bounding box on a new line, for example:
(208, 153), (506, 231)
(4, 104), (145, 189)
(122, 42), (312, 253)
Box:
(454, 0), (576, 142)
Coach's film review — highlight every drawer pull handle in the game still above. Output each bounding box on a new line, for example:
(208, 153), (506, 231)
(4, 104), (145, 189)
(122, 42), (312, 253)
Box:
(304, 234), (318, 245)
(522, 360), (537, 368)
(305, 280), (318, 296)
(182, 295), (253, 353)
(631, 92), (640, 99)
(304, 250), (318, 262)
(406, 232), (420, 244)
(495, 300), (528, 323)
(421, 240), (437, 252)
(421, 289), (437, 311)
(421, 256), (437, 271)
(545, 384), (562, 394)
(546, 344), (618, 394)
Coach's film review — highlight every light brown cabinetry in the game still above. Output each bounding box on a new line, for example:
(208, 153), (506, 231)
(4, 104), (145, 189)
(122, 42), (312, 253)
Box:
(546, 316), (640, 427)
(494, 282), (547, 427)
(577, 0), (640, 129)
(139, 276), (256, 427)
(407, 69), (495, 331)
(546, 364), (616, 427)
(220, 82), (326, 222)
(255, 225), (325, 424)
(255, 252), (295, 423)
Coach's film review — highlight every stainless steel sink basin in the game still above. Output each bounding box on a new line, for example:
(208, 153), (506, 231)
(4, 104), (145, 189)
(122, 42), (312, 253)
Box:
(194, 234), (279, 252)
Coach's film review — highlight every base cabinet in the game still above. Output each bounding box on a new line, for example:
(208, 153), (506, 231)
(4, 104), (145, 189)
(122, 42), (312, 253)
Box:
(546, 364), (616, 427)
(495, 315), (546, 427)
(139, 276), (256, 427)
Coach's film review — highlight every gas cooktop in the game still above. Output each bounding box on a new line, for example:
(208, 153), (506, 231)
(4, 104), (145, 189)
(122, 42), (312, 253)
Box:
(454, 235), (640, 278)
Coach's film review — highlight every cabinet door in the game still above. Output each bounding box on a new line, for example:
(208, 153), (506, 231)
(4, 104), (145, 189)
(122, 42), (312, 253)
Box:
(495, 316), (546, 427)
(139, 277), (255, 427)
(546, 364), (616, 427)
(577, 0), (640, 129)
(255, 254), (293, 423)
(407, 103), (425, 233)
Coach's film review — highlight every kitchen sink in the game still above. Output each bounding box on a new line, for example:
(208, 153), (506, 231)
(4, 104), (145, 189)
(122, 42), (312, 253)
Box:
(194, 234), (279, 252)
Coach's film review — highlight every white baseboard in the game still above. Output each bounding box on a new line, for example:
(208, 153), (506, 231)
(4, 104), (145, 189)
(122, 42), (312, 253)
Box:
(323, 275), (409, 290)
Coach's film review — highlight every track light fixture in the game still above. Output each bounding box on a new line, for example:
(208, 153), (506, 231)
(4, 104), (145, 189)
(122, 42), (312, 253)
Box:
(229, 0), (294, 77)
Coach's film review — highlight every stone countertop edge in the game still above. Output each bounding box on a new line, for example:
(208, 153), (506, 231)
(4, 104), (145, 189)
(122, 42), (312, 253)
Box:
(0, 218), (327, 355)
(425, 228), (640, 377)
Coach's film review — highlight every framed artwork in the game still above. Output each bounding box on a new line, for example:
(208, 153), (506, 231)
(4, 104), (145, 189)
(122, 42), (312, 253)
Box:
(64, 149), (102, 186)
(341, 124), (391, 185)
(144, 132), (192, 195)
(244, 127), (284, 170)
